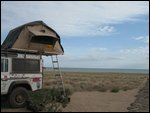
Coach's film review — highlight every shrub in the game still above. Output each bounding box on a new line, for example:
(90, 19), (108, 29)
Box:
(26, 88), (71, 112)
(123, 87), (128, 91)
(110, 88), (120, 93)
(44, 81), (51, 86)
(64, 84), (74, 95)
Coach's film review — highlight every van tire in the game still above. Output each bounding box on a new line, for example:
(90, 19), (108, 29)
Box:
(9, 87), (29, 108)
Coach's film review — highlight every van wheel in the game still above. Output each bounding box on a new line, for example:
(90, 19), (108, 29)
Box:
(9, 87), (29, 108)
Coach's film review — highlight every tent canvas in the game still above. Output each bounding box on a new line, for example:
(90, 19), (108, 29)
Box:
(1, 21), (64, 55)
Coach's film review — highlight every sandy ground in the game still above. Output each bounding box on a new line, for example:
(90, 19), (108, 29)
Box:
(63, 90), (138, 112)
(1, 108), (30, 112)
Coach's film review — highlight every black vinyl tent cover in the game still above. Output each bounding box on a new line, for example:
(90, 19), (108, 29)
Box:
(1, 21), (64, 55)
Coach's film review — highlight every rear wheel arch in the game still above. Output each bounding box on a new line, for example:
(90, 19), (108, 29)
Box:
(8, 81), (32, 94)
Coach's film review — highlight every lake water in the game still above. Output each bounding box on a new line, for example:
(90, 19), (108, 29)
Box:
(44, 67), (149, 74)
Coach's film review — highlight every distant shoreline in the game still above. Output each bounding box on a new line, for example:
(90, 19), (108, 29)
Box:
(44, 67), (149, 74)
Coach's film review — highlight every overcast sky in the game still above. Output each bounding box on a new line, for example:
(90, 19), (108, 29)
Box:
(1, 1), (149, 69)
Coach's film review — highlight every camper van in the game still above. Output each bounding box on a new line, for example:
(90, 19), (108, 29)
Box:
(1, 50), (43, 108)
(1, 21), (65, 108)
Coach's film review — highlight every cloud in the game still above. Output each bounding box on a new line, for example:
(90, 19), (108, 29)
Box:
(96, 25), (117, 35)
(119, 46), (149, 63)
(119, 46), (149, 69)
(120, 46), (149, 54)
(98, 26), (115, 33)
(90, 47), (108, 52)
(146, 36), (149, 44)
(56, 46), (149, 69)
(133, 35), (149, 44)
(134, 36), (145, 40)
(1, 1), (149, 38)
(42, 46), (149, 69)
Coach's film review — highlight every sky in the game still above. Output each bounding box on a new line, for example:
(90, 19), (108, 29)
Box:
(1, 1), (149, 69)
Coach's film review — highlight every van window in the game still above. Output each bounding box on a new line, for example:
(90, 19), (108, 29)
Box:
(12, 58), (40, 73)
(1, 59), (8, 72)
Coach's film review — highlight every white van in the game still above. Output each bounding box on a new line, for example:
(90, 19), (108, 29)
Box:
(1, 50), (43, 108)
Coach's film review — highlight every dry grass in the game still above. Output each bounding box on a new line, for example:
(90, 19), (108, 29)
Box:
(43, 71), (148, 93)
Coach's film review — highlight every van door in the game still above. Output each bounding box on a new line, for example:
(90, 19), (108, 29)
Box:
(1, 58), (10, 94)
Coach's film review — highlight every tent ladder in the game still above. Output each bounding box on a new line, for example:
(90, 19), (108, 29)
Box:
(51, 55), (66, 97)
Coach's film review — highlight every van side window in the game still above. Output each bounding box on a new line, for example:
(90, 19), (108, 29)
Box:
(1, 59), (8, 72)
(1, 59), (4, 72)
(5, 59), (8, 72)
(12, 58), (40, 73)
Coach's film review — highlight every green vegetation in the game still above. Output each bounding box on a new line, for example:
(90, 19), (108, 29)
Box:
(110, 88), (120, 93)
(26, 88), (71, 112)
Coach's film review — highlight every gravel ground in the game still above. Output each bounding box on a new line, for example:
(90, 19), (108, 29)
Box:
(127, 79), (149, 112)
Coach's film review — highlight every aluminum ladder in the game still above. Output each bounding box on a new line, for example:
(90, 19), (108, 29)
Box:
(51, 55), (66, 96)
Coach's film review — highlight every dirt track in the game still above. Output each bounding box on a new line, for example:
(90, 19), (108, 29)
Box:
(63, 90), (137, 112)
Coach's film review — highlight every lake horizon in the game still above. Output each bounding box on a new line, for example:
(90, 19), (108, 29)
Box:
(44, 67), (149, 74)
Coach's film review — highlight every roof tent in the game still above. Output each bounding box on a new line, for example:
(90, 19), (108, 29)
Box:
(1, 21), (64, 55)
